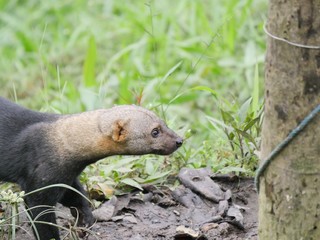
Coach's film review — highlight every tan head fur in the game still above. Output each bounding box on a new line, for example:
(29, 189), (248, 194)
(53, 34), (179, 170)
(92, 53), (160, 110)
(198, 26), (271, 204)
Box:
(98, 105), (183, 156)
(49, 105), (183, 163)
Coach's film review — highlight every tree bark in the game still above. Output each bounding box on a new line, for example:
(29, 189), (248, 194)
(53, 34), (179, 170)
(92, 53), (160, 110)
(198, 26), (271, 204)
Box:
(259, 0), (320, 239)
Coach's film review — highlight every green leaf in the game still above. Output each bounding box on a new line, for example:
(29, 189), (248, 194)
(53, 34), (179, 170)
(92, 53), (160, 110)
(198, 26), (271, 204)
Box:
(191, 85), (218, 99)
(238, 97), (252, 123)
(236, 129), (257, 148)
(113, 167), (134, 174)
(229, 131), (235, 141)
(100, 157), (140, 177)
(206, 116), (233, 132)
(83, 36), (97, 87)
(138, 171), (171, 184)
(145, 159), (156, 176)
(220, 166), (248, 174)
(220, 109), (234, 124)
(244, 117), (260, 131)
(120, 178), (143, 190)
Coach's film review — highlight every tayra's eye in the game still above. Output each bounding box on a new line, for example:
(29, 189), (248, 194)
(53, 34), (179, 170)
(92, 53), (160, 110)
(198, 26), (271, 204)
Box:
(151, 128), (160, 138)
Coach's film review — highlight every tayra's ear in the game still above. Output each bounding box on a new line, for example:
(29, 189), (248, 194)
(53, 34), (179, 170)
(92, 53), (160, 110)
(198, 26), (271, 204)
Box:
(112, 120), (129, 142)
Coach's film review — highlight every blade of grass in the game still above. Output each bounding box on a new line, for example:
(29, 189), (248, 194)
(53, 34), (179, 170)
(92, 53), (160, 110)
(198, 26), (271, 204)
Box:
(158, 60), (183, 86)
(24, 184), (93, 207)
(191, 85), (218, 100)
(83, 36), (97, 87)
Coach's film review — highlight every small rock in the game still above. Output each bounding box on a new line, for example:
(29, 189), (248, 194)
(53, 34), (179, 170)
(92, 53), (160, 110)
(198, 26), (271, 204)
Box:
(131, 192), (153, 203)
(131, 234), (144, 240)
(172, 185), (203, 208)
(226, 206), (244, 229)
(198, 215), (223, 226)
(123, 214), (138, 224)
(111, 215), (124, 222)
(225, 189), (232, 201)
(176, 225), (200, 238)
(233, 203), (250, 212)
(217, 200), (229, 217)
(142, 192), (153, 202)
(218, 222), (231, 235)
(151, 218), (161, 224)
(178, 168), (225, 203)
(201, 223), (219, 232)
(92, 196), (117, 221)
(173, 210), (180, 216)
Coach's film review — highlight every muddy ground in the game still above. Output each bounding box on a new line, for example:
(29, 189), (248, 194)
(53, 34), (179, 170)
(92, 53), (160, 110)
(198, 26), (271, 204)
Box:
(3, 170), (258, 240)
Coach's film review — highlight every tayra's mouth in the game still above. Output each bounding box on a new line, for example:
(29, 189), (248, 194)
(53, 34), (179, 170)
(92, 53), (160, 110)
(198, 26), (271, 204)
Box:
(152, 149), (168, 155)
(153, 143), (183, 155)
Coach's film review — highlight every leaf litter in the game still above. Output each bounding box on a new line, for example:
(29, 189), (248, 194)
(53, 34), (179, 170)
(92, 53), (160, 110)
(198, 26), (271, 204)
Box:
(4, 168), (258, 240)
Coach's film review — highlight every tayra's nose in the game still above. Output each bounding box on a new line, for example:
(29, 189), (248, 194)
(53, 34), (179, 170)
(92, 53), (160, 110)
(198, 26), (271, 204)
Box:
(176, 138), (183, 148)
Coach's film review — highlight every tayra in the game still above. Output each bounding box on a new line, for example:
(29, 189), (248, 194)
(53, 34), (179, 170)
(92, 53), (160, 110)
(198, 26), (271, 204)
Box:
(0, 97), (183, 240)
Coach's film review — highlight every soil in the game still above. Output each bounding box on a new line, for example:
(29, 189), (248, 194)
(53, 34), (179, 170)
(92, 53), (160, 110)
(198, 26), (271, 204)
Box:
(2, 174), (258, 240)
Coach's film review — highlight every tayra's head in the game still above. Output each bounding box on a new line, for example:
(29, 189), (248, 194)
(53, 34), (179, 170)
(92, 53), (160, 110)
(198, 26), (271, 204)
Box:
(98, 105), (183, 156)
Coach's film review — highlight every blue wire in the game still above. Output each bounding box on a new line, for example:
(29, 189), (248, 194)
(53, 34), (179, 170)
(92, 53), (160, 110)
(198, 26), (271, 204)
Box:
(255, 104), (320, 193)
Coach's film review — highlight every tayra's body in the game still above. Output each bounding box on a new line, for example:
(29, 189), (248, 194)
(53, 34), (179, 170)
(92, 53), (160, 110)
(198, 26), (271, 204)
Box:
(0, 97), (183, 240)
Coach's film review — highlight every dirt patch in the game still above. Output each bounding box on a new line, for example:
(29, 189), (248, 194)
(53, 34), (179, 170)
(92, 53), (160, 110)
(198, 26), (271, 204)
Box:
(88, 178), (258, 240)
(2, 171), (258, 240)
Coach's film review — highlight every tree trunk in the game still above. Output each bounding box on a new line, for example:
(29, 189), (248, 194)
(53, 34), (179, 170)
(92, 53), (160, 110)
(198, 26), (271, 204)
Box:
(259, 0), (320, 239)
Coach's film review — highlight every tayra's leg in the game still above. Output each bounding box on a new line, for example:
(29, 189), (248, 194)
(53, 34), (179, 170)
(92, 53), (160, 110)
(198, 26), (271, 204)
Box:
(24, 191), (62, 240)
(59, 179), (95, 227)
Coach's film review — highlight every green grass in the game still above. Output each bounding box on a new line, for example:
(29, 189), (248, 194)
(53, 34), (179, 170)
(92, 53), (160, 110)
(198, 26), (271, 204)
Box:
(0, 0), (267, 197)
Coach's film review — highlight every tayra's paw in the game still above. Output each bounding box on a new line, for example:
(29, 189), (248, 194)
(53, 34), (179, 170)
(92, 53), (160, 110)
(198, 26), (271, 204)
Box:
(83, 212), (95, 227)
(70, 208), (95, 227)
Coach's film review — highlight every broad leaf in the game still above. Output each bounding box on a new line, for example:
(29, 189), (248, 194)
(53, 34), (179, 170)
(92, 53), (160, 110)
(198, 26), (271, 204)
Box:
(120, 178), (143, 190)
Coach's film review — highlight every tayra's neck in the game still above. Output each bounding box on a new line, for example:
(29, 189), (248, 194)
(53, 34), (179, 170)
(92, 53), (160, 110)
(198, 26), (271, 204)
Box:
(48, 110), (123, 164)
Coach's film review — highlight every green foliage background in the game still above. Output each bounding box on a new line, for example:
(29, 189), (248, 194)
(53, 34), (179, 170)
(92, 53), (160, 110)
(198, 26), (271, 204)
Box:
(0, 0), (267, 193)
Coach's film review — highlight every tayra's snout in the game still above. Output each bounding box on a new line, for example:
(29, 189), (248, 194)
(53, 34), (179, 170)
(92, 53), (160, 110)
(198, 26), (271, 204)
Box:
(176, 138), (183, 148)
